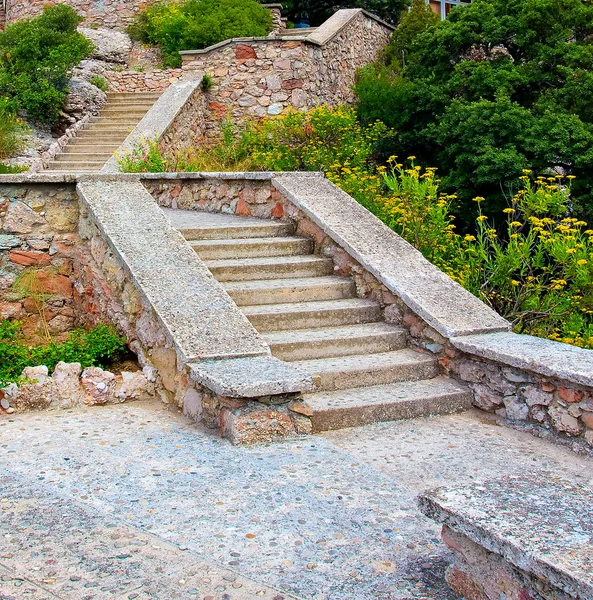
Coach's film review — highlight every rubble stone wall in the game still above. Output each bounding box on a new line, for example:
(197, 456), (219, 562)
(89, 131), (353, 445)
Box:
(6, 0), (151, 28)
(179, 10), (392, 122)
(107, 69), (184, 94)
(0, 184), (80, 336)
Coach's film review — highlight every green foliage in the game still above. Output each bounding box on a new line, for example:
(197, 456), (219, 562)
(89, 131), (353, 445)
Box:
(117, 138), (168, 172)
(384, 0), (439, 71)
(0, 163), (28, 174)
(0, 100), (29, 159)
(128, 0), (273, 67)
(89, 75), (108, 92)
(0, 4), (93, 123)
(0, 321), (127, 386)
(201, 73), (213, 92)
(355, 0), (593, 225)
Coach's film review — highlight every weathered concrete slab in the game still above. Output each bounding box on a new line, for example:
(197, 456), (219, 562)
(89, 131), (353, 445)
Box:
(452, 331), (593, 388)
(418, 475), (593, 599)
(102, 74), (203, 173)
(77, 180), (270, 362)
(272, 174), (510, 338)
(189, 355), (315, 398)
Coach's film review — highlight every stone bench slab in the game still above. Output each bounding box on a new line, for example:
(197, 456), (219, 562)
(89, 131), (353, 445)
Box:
(419, 475), (593, 599)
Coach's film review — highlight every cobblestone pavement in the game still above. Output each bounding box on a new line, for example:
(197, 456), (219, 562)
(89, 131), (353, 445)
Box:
(1, 403), (591, 600)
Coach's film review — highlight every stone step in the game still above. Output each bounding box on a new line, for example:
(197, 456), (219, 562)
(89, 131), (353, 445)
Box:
(46, 161), (105, 171)
(191, 236), (313, 260)
(295, 349), (439, 391)
(205, 255), (334, 281)
(89, 118), (143, 125)
(65, 144), (121, 152)
(305, 377), (473, 432)
(242, 298), (381, 332)
(54, 152), (114, 161)
(224, 276), (355, 306)
(179, 221), (295, 241)
(74, 134), (128, 142)
(101, 107), (152, 113)
(263, 322), (407, 361)
(84, 123), (138, 131)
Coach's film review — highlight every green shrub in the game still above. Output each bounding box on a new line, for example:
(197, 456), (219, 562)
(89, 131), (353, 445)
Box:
(0, 321), (128, 386)
(0, 163), (28, 174)
(0, 4), (93, 123)
(128, 0), (274, 67)
(89, 75), (108, 92)
(355, 0), (593, 226)
(0, 102), (29, 159)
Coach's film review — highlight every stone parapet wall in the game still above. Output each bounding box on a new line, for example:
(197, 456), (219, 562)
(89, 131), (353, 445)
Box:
(0, 183), (80, 337)
(180, 9), (392, 121)
(6, 0), (149, 28)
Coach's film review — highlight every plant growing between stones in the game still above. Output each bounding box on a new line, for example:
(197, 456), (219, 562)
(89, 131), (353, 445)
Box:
(89, 75), (108, 92)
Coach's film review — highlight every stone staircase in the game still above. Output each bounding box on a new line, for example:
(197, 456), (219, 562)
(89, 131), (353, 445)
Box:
(0, 3), (6, 31)
(279, 27), (318, 37)
(166, 209), (472, 433)
(45, 92), (160, 172)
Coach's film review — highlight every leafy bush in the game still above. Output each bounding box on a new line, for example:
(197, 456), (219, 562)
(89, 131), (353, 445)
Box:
(0, 163), (28, 174)
(0, 101), (29, 159)
(0, 4), (93, 123)
(89, 75), (108, 92)
(128, 0), (273, 67)
(355, 0), (593, 225)
(0, 321), (127, 386)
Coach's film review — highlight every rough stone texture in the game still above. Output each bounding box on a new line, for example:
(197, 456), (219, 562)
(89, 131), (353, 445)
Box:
(0, 184), (80, 337)
(1, 405), (592, 598)
(77, 179), (269, 362)
(189, 356), (314, 398)
(106, 68), (184, 93)
(80, 26), (133, 63)
(272, 174), (510, 338)
(419, 475), (593, 600)
(6, 0), (149, 28)
(180, 9), (392, 122)
(103, 74), (204, 173)
(63, 77), (107, 120)
(1, 362), (155, 413)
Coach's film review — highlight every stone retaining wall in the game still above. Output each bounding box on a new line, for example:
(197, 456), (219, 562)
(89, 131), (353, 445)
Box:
(0, 183), (80, 337)
(5, 0), (149, 28)
(107, 69), (184, 93)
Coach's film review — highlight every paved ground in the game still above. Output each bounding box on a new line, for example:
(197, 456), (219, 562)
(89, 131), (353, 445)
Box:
(1, 402), (592, 600)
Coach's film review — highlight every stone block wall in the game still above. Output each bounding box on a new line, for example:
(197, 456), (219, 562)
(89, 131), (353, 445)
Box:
(107, 69), (184, 93)
(0, 184), (80, 337)
(6, 0), (151, 28)
(180, 10), (392, 121)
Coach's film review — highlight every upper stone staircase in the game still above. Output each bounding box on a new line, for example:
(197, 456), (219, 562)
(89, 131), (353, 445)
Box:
(45, 92), (160, 172)
(0, 3), (6, 31)
(166, 208), (472, 432)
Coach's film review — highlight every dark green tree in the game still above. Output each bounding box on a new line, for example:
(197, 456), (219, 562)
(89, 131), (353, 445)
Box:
(355, 0), (593, 223)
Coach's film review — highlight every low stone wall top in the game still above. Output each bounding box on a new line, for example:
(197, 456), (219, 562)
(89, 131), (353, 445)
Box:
(419, 475), (593, 599)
